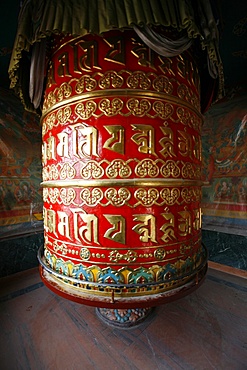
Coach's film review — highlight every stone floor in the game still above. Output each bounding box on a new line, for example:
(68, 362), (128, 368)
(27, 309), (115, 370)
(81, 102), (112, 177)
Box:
(0, 263), (246, 370)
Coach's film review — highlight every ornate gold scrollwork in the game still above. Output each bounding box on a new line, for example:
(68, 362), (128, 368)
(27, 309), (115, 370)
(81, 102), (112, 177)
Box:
(105, 188), (131, 207)
(56, 82), (72, 101)
(160, 160), (180, 178)
(106, 159), (132, 178)
(75, 101), (97, 119)
(127, 98), (151, 116)
(181, 188), (201, 203)
(153, 75), (173, 94)
(153, 101), (174, 119)
(80, 247), (91, 261)
(80, 188), (103, 206)
(176, 107), (201, 131)
(177, 84), (200, 112)
(160, 188), (180, 205)
(134, 188), (159, 206)
(154, 248), (166, 260)
(60, 163), (76, 179)
(181, 162), (201, 179)
(135, 159), (159, 177)
(99, 71), (124, 89)
(99, 98), (124, 116)
(109, 249), (137, 263)
(81, 161), (104, 179)
(75, 75), (97, 93)
(60, 188), (76, 205)
(127, 71), (151, 89)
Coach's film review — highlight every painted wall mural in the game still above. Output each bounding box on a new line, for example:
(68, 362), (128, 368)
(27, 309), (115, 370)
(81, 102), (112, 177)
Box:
(0, 88), (43, 239)
(202, 93), (247, 235)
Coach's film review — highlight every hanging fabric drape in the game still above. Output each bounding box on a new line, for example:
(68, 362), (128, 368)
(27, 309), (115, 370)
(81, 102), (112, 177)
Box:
(9, 0), (224, 115)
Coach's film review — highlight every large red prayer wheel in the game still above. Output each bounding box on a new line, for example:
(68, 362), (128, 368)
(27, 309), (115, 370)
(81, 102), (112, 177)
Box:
(39, 29), (207, 324)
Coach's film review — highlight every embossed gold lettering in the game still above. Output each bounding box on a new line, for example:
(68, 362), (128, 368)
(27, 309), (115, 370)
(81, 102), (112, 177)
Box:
(159, 123), (176, 158)
(160, 210), (176, 243)
(193, 208), (202, 231)
(177, 55), (190, 82)
(131, 124), (157, 156)
(178, 207), (192, 236)
(57, 211), (70, 239)
(103, 125), (124, 154)
(44, 208), (57, 236)
(72, 123), (98, 158)
(178, 129), (193, 159)
(57, 52), (72, 77)
(158, 56), (175, 76)
(104, 215), (126, 244)
(72, 208), (99, 244)
(57, 132), (70, 158)
(193, 135), (201, 161)
(104, 35), (125, 65)
(131, 37), (156, 70)
(72, 40), (101, 72)
(46, 136), (56, 160)
(47, 61), (56, 87)
(132, 215), (157, 243)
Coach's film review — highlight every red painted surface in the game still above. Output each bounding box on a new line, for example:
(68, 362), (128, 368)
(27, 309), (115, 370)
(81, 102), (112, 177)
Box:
(40, 30), (206, 307)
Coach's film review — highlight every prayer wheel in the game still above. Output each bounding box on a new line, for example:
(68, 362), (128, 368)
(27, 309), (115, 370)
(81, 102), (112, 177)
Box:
(10, 0), (223, 327)
(39, 29), (207, 325)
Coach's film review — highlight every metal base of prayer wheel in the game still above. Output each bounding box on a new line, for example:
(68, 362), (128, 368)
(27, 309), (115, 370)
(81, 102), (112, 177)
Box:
(96, 307), (155, 328)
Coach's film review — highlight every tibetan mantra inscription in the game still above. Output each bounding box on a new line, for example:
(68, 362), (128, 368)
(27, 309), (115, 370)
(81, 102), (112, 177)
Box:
(40, 30), (207, 308)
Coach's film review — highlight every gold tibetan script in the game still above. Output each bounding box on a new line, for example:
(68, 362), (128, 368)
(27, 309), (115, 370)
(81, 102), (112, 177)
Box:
(132, 215), (157, 243)
(131, 124), (157, 156)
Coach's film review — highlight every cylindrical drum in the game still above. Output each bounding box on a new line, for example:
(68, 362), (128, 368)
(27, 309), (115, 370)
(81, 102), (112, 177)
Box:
(40, 29), (207, 308)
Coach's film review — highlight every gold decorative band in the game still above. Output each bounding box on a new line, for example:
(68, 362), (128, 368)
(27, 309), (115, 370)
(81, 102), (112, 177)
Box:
(41, 178), (203, 188)
(41, 89), (202, 119)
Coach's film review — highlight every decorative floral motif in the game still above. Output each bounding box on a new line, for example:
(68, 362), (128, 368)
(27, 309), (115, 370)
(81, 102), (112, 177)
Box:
(60, 188), (76, 205)
(135, 159), (159, 177)
(153, 101), (174, 119)
(127, 72), (151, 89)
(56, 82), (72, 101)
(60, 163), (76, 179)
(153, 76), (173, 94)
(160, 188), (180, 205)
(106, 159), (132, 178)
(81, 161), (104, 179)
(126, 98), (151, 116)
(105, 188), (131, 206)
(99, 71), (124, 89)
(75, 75), (97, 93)
(80, 188), (103, 206)
(134, 188), (159, 206)
(75, 101), (97, 119)
(99, 98), (123, 116)
(160, 160), (180, 178)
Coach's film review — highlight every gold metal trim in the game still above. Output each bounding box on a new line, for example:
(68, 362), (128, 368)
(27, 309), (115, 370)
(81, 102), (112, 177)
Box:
(46, 233), (201, 251)
(41, 89), (202, 120)
(41, 178), (203, 188)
